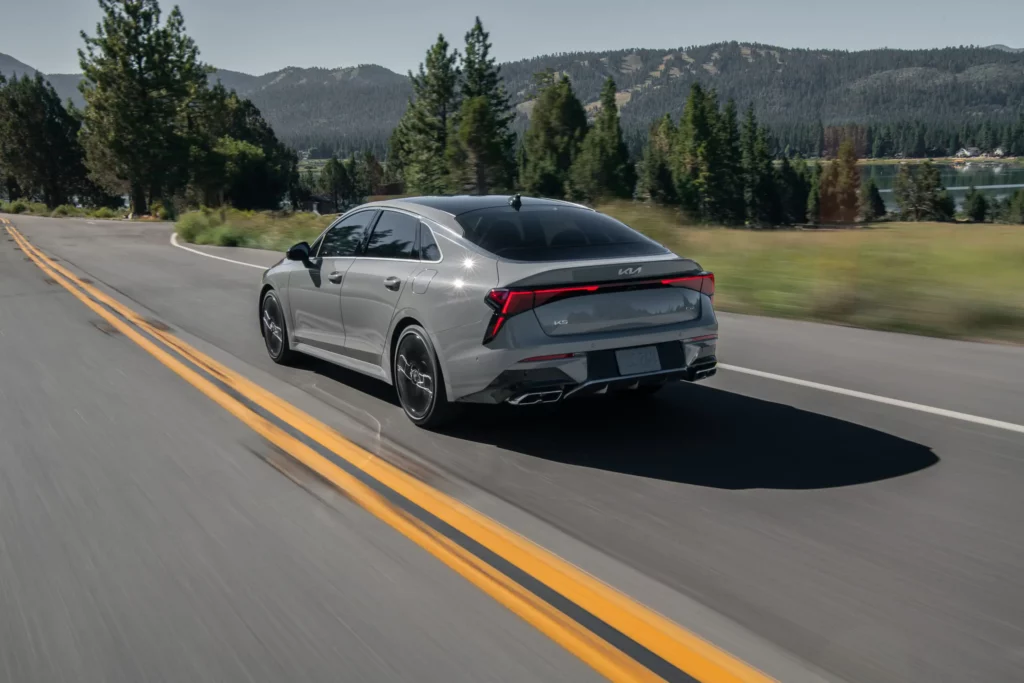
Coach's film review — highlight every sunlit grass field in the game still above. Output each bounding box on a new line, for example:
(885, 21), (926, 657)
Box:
(173, 202), (1024, 343)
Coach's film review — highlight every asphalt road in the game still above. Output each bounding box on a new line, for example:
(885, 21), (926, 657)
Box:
(3, 213), (1023, 682)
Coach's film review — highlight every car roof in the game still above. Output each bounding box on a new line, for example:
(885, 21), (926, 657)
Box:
(356, 195), (593, 227)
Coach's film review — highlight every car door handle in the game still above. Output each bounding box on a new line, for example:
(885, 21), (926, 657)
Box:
(383, 276), (402, 291)
(327, 271), (343, 284)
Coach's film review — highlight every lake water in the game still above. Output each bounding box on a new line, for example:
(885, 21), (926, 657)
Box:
(863, 162), (1024, 211)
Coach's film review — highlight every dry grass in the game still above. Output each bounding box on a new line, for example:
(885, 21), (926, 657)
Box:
(175, 207), (333, 251)
(598, 201), (1024, 343)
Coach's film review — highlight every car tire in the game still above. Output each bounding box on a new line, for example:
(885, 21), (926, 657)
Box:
(260, 290), (296, 365)
(393, 325), (459, 429)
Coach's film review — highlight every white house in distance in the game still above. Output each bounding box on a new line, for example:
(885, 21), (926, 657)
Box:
(992, 147), (1006, 158)
(955, 147), (982, 158)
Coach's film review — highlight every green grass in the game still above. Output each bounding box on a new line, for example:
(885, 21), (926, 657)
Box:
(175, 207), (334, 251)
(598, 201), (1024, 343)
(1, 201), (126, 219)
(1, 200), (49, 215)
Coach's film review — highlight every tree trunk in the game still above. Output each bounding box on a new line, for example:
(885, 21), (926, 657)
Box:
(131, 184), (148, 216)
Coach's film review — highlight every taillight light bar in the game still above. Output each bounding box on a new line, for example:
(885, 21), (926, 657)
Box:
(483, 272), (714, 344)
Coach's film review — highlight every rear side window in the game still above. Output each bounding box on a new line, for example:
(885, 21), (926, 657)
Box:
(363, 211), (418, 259)
(419, 225), (441, 261)
(454, 205), (669, 262)
(319, 210), (376, 257)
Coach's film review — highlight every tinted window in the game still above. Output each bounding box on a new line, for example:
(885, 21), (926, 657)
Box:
(419, 225), (441, 261)
(454, 206), (669, 262)
(363, 211), (418, 259)
(319, 211), (375, 257)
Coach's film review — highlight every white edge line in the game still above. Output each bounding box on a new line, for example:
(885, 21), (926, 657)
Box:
(719, 363), (1024, 435)
(170, 232), (266, 270)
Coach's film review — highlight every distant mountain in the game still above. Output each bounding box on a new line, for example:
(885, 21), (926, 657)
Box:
(4, 43), (1024, 156)
(0, 53), (37, 79)
(987, 45), (1024, 54)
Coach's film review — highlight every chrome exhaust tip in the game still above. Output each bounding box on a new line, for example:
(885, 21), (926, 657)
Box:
(508, 390), (563, 406)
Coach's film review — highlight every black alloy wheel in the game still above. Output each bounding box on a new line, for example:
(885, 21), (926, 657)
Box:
(394, 325), (457, 428)
(261, 290), (295, 364)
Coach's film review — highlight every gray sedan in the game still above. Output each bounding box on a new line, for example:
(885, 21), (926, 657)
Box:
(258, 195), (718, 427)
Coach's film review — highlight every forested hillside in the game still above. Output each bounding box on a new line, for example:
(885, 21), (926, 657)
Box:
(3, 43), (1023, 158)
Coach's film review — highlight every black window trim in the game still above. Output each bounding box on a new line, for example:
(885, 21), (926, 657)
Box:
(313, 209), (379, 259)
(356, 208), (444, 263)
(417, 221), (443, 264)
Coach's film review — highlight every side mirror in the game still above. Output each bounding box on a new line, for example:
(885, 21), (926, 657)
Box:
(286, 241), (310, 261)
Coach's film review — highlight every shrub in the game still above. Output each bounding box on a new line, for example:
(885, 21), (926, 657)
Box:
(7, 200), (28, 214)
(90, 207), (118, 219)
(150, 200), (171, 221)
(51, 204), (84, 217)
(175, 211), (215, 242)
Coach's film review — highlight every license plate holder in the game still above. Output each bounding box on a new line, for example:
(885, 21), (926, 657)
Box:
(614, 346), (661, 376)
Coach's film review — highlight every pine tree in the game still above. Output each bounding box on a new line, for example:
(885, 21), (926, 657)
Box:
(636, 114), (676, 203)
(78, 0), (211, 215)
(806, 163), (822, 223)
(776, 155), (811, 224)
(894, 161), (951, 221)
(519, 70), (588, 198)
(859, 177), (887, 222)
(455, 17), (515, 190)
(740, 105), (777, 225)
(318, 155), (353, 212)
(819, 139), (860, 222)
(0, 74), (90, 207)
(714, 99), (744, 224)
(673, 83), (718, 220)
(566, 78), (634, 202)
(447, 96), (507, 194)
(401, 34), (460, 194)
(964, 185), (988, 223)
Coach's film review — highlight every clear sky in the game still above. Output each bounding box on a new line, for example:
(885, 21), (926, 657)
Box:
(5, 0), (1023, 76)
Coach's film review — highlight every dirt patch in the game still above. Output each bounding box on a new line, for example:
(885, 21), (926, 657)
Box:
(90, 320), (120, 336)
(144, 318), (172, 332)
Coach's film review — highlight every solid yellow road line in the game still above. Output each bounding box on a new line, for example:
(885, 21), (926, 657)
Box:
(8, 223), (775, 683)
(7, 223), (659, 682)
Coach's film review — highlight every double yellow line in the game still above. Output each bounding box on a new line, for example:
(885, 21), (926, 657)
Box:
(5, 219), (773, 683)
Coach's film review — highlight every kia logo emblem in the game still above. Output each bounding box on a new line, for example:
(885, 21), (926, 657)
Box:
(618, 266), (642, 276)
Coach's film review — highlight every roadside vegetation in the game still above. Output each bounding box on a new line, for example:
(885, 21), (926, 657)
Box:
(598, 202), (1024, 343)
(176, 208), (331, 251)
(174, 200), (1024, 344)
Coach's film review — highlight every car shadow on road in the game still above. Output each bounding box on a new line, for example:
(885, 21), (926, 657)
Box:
(445, 382), (939, 490)
(293, 355), (401, 405)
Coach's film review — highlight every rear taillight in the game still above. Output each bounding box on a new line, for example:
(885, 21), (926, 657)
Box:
(662, 273), (715, 300)
(484, 286), (598, 343)
(482, 272), (714, 344)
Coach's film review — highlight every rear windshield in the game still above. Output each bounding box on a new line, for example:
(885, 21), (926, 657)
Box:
(454, 205), (670, 262)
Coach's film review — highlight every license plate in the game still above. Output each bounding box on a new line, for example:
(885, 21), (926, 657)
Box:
(615, 346), (661, 375)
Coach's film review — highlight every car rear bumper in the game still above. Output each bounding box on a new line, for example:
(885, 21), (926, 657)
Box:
(456, 339), (718, 405)
(440, 301), (718, 403)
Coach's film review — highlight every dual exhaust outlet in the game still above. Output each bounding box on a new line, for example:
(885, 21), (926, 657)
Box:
(507, 390), (563, 406)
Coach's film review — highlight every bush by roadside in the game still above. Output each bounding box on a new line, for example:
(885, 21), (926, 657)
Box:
(175, 207), (334, 252)
(0, 201), (125, 219)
